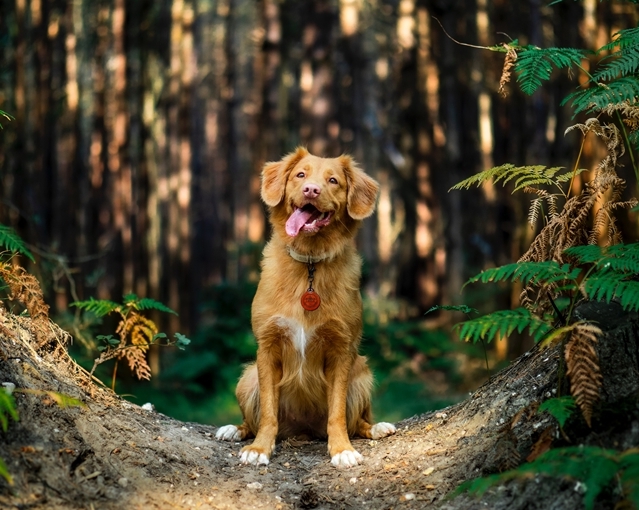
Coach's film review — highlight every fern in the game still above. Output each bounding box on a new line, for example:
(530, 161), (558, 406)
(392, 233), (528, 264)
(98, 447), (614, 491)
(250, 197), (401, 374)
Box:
(123, 293), (177, 315)
(425, 304), (479, 315)
(515, 47), (587, 95)
(593, 46), (639, 82)
(464, 261), (580, 288)
(454, 308), (553, 344)
(564, 76), (639, 115)
(450, 164), (573, 194)
(456, 446), (639, 510)
(538, 396), (576, 428)
(0, 390), (18, 433)
(0, 225), (34, 262)
(71, 297), (121, 317)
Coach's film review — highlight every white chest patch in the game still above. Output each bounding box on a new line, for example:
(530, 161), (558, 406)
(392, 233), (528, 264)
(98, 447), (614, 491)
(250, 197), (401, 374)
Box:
(275, 317), (311, 356)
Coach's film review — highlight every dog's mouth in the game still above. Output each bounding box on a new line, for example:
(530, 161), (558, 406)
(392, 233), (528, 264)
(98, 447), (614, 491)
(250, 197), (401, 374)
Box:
(285, 203), (332, 237)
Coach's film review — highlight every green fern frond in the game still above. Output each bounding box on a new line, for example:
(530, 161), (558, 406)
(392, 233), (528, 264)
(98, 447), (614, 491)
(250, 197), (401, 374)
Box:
(597, 27), (639, 54)
(135, 297), (177, 315)
(450, 164), (570, 193)
(122, 293), (177, 315)
(515, 47), (587, 95)
(564, 77), (639, 115)
(538, 396), (576, 428)
(425, 304), (479, 316)
(593, 46), (639, 82)
(582, 272), (627, 303)
(0, 390), (18, 432)
(454, 307), (553, 344)
(465, 261), (580, 288)
(0, 456), (12, 484)
(456, 446), (625, 510)
(71, 297), (121, 317)
(0, 225), (35, 262)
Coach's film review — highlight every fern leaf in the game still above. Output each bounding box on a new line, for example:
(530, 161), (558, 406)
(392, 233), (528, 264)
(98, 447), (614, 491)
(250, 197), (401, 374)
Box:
(515, 47), (586, 95)
(564, 77), (639, 115)
(538, 396), (576, 428)
(454, 307), (553, 344)
(597, 27), (639, 54)
(581, 272), (631, 305)
(565, 323), (603, 427)
(134, 297), (178, 315)
(0, 226), (34, 262)
(71, 297), (121, 317)
(465, 261), (580, 288)
(593, 46), (639, 82)
(425, 304), (479, 315)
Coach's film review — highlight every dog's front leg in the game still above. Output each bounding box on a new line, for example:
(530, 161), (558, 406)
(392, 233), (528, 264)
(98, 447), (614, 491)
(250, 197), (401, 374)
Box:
(326, 350), (362, 468)
(240, 346), (281, 465)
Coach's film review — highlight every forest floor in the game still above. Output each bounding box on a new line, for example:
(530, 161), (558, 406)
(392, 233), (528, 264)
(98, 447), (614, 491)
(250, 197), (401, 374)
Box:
(0, 302), (638, 509)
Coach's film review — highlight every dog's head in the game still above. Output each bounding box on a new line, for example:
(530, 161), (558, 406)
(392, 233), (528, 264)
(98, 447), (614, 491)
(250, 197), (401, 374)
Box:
(261, 148), (379, 249)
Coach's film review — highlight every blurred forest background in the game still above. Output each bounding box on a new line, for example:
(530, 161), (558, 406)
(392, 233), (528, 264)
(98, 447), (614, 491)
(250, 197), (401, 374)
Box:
(0, 0), (638, 425)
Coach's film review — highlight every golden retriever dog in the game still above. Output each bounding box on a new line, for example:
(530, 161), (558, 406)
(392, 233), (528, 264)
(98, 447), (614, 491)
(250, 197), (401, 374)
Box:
(216, 147), (396, 468)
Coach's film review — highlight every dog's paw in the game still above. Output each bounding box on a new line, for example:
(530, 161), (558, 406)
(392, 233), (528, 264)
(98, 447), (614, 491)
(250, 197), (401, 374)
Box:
(240, 448), (270, 465)
(331, 449), (363, 468)
(371, 422), (397, 440)
(216, 424), (242, 441)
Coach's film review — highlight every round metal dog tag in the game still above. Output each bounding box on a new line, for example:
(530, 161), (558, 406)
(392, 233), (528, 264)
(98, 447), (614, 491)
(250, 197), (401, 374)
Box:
(301, 290), (321, 311)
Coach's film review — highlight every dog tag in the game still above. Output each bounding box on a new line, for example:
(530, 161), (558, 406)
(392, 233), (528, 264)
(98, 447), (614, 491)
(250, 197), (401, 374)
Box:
(301, 290), (321, 311)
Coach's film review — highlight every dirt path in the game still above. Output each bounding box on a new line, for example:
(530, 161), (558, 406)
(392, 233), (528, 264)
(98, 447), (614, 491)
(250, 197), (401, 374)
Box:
(1, 302), (638, 509)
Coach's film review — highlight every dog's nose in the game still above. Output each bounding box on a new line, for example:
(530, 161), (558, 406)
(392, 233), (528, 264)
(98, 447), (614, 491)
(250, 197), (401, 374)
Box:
(303, 183), (321, 198)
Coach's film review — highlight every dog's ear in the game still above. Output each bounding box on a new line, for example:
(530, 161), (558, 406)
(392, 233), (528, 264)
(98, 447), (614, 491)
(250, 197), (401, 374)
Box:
(261, 147), (308, 207)
(342, 155), (380, 220)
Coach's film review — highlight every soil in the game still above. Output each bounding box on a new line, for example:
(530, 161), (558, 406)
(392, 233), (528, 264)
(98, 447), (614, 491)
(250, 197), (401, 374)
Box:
(0, 301), (638, 509)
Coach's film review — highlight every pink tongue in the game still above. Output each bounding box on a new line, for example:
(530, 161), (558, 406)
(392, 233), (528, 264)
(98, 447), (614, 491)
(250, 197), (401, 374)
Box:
(286, 208), (316, 237)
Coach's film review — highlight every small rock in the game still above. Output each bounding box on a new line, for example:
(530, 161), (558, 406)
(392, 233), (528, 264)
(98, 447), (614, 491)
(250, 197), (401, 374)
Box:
(247, 482), (263, 490)
(403, 493), (415, 501)
(2, 382), (15, 395)
(349, 477), (357, 484)
(141, 402), (155, 411)
(118, 477), (128, 488)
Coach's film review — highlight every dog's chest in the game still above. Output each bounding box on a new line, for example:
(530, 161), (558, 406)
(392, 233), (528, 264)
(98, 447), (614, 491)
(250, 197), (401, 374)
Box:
(274, 317), (312, 354)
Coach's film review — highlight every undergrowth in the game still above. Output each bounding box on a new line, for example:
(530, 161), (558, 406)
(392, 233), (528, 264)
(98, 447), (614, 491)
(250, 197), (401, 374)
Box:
(440, 7), (639, 508)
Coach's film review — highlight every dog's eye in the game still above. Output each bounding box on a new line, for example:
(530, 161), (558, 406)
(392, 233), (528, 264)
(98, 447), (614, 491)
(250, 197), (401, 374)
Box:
(328, 177), (338, 185)
(296, 172), (305, 178)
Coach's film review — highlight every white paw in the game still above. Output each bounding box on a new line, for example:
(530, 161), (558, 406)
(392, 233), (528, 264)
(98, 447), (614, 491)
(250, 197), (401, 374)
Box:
(371, 422), (397, 440)
(216, 424), (242, 441)
(240, 449), (270, 465)
(331, 450), (363, 468)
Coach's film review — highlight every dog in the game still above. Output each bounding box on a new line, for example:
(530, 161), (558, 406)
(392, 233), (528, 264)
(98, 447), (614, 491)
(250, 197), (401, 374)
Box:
(216, 147), (396, 468)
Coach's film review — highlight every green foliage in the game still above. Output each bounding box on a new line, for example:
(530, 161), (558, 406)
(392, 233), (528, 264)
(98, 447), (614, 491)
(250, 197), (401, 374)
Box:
(538, 396), (576, 428)
(0, 390), (18, 432)
(123, 293), (177, 315)
(566, 243), (639, 312)
(456, 446), (639, 510)
(515, 47), (587, 95)
(71, 293), (177, 318)
(0, 109), (14, 129)
(70, 294), (188, 386)
(453, 307), (553, 344)
(464, 261), (580, 288)
(0, 225), (34, 262)
(425, 304), (479, 316)
(564, 76), (639, 115)
(449, 164), (576, 194)
(70, 297), (121, 317)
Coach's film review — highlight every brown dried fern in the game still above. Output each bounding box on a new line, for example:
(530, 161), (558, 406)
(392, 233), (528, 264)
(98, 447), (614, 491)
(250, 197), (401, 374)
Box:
(115, 312), (156, 381)
(498, 45), (518, 98)
(564, 323), (603, 427)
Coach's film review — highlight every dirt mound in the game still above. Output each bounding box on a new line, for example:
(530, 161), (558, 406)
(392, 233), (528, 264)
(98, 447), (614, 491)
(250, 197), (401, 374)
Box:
(0, 302), (638, 509)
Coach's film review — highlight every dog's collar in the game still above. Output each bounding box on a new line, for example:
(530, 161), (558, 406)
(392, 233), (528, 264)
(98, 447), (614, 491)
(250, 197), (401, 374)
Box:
(286, 246), (330, 264)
